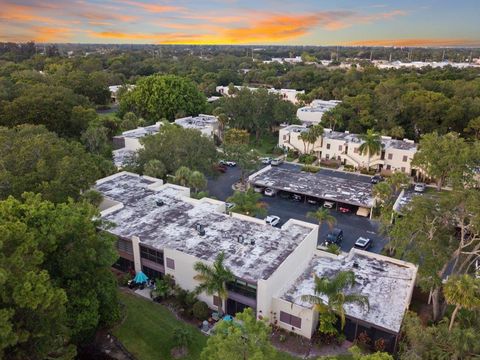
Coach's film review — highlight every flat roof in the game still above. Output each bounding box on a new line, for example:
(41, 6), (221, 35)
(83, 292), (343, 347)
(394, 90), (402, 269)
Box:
(174, 114), (218, 130)
(120, 123), (161, 139)
(96, 172), (314, 282)
(250, 167), (374, 208)
(281, 250), (417, 333)
(112, 148), (135, 168)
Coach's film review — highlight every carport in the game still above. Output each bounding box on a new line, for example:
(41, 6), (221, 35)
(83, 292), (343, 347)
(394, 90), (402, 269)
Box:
(249, 166), (374, 218)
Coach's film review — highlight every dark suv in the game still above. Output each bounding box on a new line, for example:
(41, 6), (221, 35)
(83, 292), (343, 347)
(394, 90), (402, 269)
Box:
(326, 228), (344, 245)
(371, 175), (384, 184)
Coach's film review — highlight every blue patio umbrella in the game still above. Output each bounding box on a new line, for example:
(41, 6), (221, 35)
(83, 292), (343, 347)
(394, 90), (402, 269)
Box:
(133, 271), (148, 284)
(223, 315), (233, 322)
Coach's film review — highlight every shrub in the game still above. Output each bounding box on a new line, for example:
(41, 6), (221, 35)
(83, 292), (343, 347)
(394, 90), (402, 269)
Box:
(287, 148), (299, 159)
(320, 159), (340, 169)
(192, 301), (210, 320)
(325, 243), (341, 255)
(343, 164), (355, 172)
(279, 334), (287, 343)
(272, 146), (285, 156)
(299, 154), (317, 164)
(301, 165), (320, 173)
(359, 167), (376, 175)
(172, 327), (192, 348)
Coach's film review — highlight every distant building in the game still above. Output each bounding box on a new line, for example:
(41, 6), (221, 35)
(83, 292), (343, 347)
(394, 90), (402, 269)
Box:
(108, 84), (135, 103)
(263, 56), (303, 65)
(174, 114), (219, 138)
(279, 125), (417, 174)
(296, 100), (342, 125)
(215, 85), (304, 104)
(372, 60), (480, 70)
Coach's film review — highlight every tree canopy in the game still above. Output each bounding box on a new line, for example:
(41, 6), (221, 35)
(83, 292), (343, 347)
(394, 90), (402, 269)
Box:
(0, 194), (120, 359)
(120, 74), (207, 122)
(0, 125), (114, 203)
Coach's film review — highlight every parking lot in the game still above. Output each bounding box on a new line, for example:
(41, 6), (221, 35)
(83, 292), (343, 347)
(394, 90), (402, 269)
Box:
(207, 163), (388, 254)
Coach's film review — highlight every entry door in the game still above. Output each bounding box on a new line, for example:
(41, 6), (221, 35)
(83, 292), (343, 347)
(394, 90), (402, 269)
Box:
(226, 298), (251, 316)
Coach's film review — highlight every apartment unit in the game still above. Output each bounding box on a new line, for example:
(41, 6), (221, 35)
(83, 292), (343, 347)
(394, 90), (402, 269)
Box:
(215, 85), (305, 104)
(108, 84), (135, 103)
(95, 172), (417, 349)
(279, 125), (417, 174)
(296, 100), (342, 125)
(174, 114), (219, 138)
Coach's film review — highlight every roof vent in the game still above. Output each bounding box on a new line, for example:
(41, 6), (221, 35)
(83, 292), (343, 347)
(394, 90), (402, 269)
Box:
(195, 223), (205, 236)
(156, 199), (164, 207)
(250, 239), (255, 246)
(353, 261), (359, 268)
(237, 235), (244, 244)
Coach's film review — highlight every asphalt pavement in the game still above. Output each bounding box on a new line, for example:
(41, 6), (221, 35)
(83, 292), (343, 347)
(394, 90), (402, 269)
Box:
(207, 163), (387, 254)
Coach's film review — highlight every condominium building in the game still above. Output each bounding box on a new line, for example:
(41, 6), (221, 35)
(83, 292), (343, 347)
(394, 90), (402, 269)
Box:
(215, 85), (305, 104)
(296, 100), (342, 125)
(174, 114), (219, 138)
(95, 172), (417, 351)
(279, 125), (417, 174)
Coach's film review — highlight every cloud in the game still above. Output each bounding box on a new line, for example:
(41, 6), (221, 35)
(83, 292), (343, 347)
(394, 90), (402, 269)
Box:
(112, 0), (182, 13)
(346, 38), (480, 47)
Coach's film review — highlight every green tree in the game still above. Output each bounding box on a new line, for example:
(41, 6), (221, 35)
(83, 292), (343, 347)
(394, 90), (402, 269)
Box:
(120, 74), (206, 122)
(443, 275), (480, 331)
(301, 271), (369, 335)
(81, 123), (112, 158)
(143, 159), (166, 179)
(200, 308), (278, 360)
(121, 111), (138, 131)
(0, 194), (120, 358)
(188, 170), (207, 194)
(358, 129), (382, 170)
(137, 123), (218, 176)
(172, 327), (192, 353)
(174, 166), (192, 187)
(464, 116), (480, 140)
(193, 252), (234, 315)
(412, 132), (476, 191)
(227, 189), (267, 218)
(349, 345), (394, 360)
(307, 208), (336, 245)
(0, 125), (111, 203)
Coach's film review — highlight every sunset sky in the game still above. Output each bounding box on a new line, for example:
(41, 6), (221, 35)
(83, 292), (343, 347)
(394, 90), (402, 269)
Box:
(1, 0), (479, 46)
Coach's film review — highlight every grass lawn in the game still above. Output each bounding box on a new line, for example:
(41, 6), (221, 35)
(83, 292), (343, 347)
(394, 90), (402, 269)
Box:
(250, 132), (279, 156)
(113, 292), (352, 360)
(113, 292), (207, 360)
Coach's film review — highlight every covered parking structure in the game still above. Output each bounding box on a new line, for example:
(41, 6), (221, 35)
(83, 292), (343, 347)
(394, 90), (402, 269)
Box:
(249, 166), (374, 217)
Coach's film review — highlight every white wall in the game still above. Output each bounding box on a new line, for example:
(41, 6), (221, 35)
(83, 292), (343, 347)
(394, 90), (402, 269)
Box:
(271, 297), (318, 338)
(256, 219), (317, 324)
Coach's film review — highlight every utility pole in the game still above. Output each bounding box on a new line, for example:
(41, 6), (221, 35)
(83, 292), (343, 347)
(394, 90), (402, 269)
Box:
(389, 52), (392, 62)
(369, 50), (373, 61)
(442, 49), (445, 62)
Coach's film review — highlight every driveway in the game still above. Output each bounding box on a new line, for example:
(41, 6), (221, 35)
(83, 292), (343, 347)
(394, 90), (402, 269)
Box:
(207, 164), (387, 254)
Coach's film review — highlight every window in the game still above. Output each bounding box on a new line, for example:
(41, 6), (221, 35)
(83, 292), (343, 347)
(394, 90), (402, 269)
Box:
(117, 238), (133, 254)
(353, 147), (359, 154)
(388, 153), (393, 160)
(283, 135), (287, 140)
(213, 296), (221, 307)
(338, 145), (342, 151)
(140, 245), (164, 265)
(112, 257), (134, 272)
(386, 165), (391, 170)
(279, 311), (302, 328)
(326, 143), (331, 150)
(166, 257), (175, 270)
(142, 266), (163, 281)
(402, 155), (408, 162)
(227, 279), (257, 299)
(401, 167), (406, 172)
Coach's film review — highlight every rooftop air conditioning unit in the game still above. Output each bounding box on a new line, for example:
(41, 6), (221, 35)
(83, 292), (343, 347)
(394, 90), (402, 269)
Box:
(156, 199), (164, 206)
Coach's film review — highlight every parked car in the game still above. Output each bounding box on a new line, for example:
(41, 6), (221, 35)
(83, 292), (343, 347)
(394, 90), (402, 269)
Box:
(323, 201), (335, 209)
(214, 164), (227, 173)
(326, 228), (343, 245)
(261, 157), (272, 165)
(306, 197), (318, 205)
(264, 215), (280, 226)
(354, 237), (373, 250)
(371, 175), (385, 184)
(338, 206), (351, 213)
(220, 160), (237, 167)
(264, 188), (276, 197)
(253, 186), (264, 193)
(225, 202), (236, 211)
(414, 183), (426, 192)
(291, 194), (302, 202)
(271, 158), (284, 166)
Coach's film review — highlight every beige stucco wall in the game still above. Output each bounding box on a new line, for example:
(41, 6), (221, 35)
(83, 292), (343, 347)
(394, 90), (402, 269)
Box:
(271, 297), (318, 338)
(256, 219), (318, 324)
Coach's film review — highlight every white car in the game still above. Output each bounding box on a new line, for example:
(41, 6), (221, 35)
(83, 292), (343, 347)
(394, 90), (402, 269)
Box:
(265, 215), (280, 226)
(225, 202), (235, 211)
(253, 186), (264, 193)
(270, 158), (284, 166)
(414, 183), (426, 192)
(323, 200), (335, 209)
(264, 188), (276, 197)
(224, 160), (236, 167)
(354, 237), (373, 250)
(261, 157), (272, 165)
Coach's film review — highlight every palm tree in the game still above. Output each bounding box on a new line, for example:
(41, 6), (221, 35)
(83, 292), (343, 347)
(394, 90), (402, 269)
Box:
(227, 189), (267, 218)
(174, 166), (191, 187)
(193, 252), (235, 315)
(358, 129), (382, 170)
(307, 208), (336, 244)
(301, 271), (369, 333)
(443, 274), (480, 331)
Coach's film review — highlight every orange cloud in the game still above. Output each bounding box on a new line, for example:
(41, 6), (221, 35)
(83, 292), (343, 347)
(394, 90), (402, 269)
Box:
(113, 0), (181, 13)
(347, 38), (480, 47)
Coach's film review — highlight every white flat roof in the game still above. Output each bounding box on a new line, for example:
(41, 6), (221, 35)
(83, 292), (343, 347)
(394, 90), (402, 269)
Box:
(281, 250), (417, 333)
(174, 114), (218, 130)
(96, 172), (315, 282)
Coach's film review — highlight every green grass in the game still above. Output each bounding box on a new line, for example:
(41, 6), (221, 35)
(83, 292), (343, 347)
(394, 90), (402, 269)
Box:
(113, 292), (207, 360)
(114, 292), (351, 360)
(250, 132), (279, 156)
